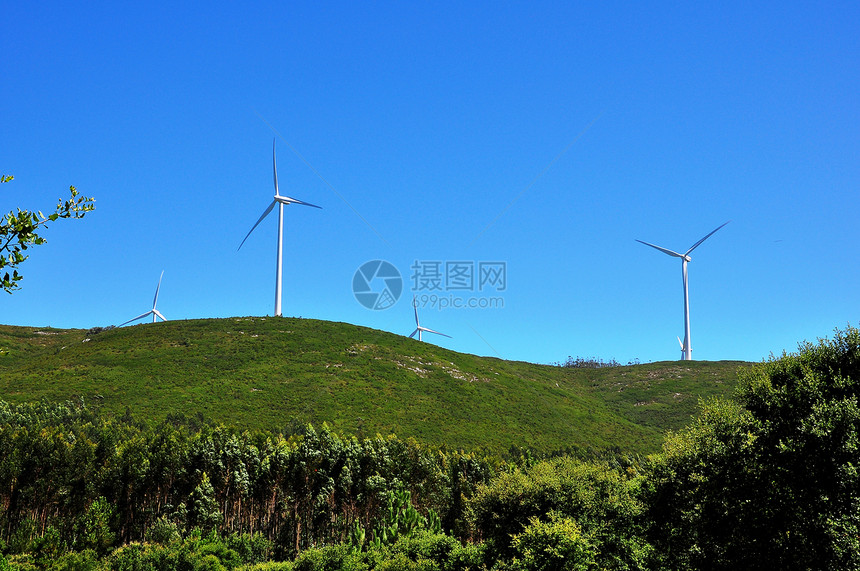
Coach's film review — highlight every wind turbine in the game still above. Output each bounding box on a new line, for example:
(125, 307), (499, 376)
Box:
(409, 296), (451, 342)
(238, 139), (321, 317)
(120, 271), (166, 326)
(636, 221), (729, 360)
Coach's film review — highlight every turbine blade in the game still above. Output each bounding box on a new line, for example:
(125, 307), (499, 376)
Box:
(412, 296), (420, 326)
(152, 271), (164, 309)
(238, 200), (277, 250)
(273, 138), (279, 196)
(685, 221), (730, 256)
(153, 309), (166, 322)
(409, 329), (418, 339)
(635, 239), (684, 258)
(678, 336), (685, 349)
(420, 326), (451, 339)
(119, 311), (152, 327)
(276, 195), (322, 209)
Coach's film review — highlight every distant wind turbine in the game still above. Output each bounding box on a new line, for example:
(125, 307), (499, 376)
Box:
(409, 296), (451, 342)
(636, 221), (729, 360)
(238, 139), (321, 317)
(120, 271), (166, 326)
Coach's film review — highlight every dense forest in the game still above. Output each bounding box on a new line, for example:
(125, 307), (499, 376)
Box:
(1, 326), (859, 569)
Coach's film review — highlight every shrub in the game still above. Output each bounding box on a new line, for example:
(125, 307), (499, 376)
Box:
(48, 549), (100, 571)
(226, 532), (273, 564)
(374, 553), (439, 571)
(291, 543), (368, 571)
(386, 530), (485, 571)
(144, 516), (181, 545)
(646, 325), (860, 570)
(103, 533), (241, 571)
(468, 456), (650, 569)
(509, 514), (594, 571)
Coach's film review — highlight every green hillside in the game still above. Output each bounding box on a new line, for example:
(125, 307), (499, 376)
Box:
(0, 317), (749, 454)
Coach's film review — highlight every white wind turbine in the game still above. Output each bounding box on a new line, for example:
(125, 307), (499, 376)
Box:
(238, 139), (321, 317)
(409, 296), (451, 342)
(120, 271), (166, 326)
(636, 221), (729, 360)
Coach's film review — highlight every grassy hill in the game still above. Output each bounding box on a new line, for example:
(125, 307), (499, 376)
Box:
(0, 317), (750, 455)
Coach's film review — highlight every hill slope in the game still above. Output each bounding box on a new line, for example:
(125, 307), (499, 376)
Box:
(0, 317), (749, 454)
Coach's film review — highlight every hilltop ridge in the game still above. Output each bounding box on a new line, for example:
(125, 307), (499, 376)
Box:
(0, 317), (748, 454)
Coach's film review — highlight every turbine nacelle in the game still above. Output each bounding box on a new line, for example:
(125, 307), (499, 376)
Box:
(634, 240), (690, 262)
(274, 194), (321, 209)
(239, 142), (322, 252)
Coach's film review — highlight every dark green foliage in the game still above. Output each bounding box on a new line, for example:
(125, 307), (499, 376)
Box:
(144, 517), (181, 545)
(7, 316), (860, 569)
(467, 456), (651, 570)
(366, 489), (442, 549)
(0, 399), (493, 562)
(73, 497), (115, 555)
(291, 543), (367, 571)
(29, 526), (66, 567)
(292, 530), (485, 571)
(373, 553), (438, 571)
(103, 532), (241, 570)
(225, 532), (273, 565)
(386, 530), (485, 571)
(44, 549), (100, 571)
(188, 474), (221, 532)
(643, 399), (756, 569)
(646, 325), (860, 570)
(508, 514), (594, 571)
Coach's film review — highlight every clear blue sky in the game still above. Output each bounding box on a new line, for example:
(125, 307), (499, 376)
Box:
(3, 1), (858, 365)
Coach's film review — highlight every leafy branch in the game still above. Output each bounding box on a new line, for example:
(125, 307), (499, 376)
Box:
(0, 174), (95, 293)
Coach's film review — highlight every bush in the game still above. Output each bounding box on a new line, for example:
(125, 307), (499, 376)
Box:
(226, 532), (273, 564)
(47, 549), (101, 571)
(468, 456), (650, 569)
(374, 553), (439, 571)
(241, 563), (293, 571)
(509, 514), (594, 571)
(291, 543), (368, 571)
(386, 530), (485, 571)
(389, 531), (459, 565)
(646, 325), (860, 570)
(103, 533), (241, 571)
(144, 516), (182, 545)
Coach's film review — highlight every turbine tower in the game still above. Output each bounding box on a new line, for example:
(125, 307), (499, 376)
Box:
(636, 221), (729, 360)
(120, 271), (166, 326)
(409, 296), (451, 342)
(239, 139), (321, 317)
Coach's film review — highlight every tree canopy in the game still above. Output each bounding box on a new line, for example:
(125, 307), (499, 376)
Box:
(646, 325), (860, 570)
